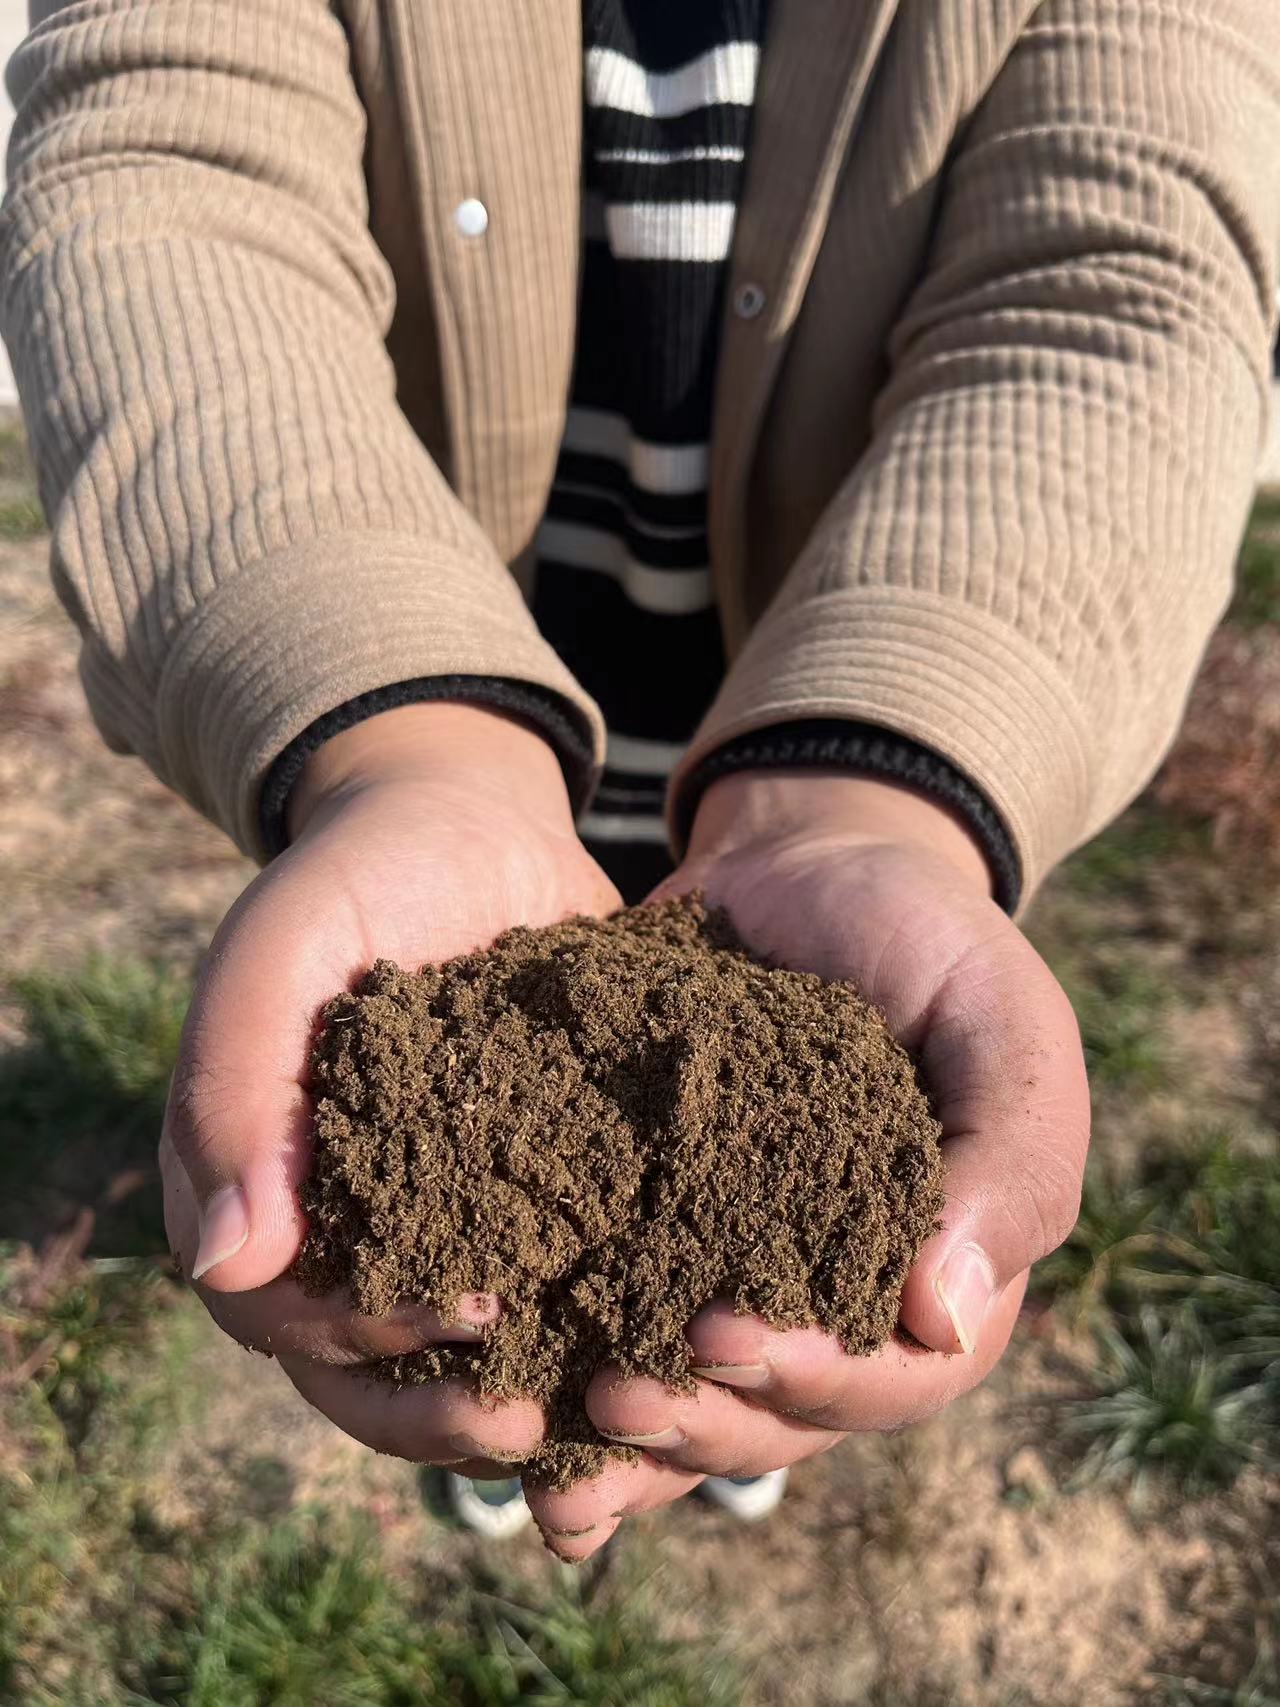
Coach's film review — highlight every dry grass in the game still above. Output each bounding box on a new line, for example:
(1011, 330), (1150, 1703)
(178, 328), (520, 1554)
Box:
(1155, 624), (1280, 866)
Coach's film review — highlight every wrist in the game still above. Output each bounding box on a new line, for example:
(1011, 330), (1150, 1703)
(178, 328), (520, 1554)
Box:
(688, 771), (993, 897)
(286, 702), (574, 842)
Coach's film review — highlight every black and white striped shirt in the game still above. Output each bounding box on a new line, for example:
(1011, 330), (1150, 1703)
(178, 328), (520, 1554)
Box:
(533, 1), (768, 901)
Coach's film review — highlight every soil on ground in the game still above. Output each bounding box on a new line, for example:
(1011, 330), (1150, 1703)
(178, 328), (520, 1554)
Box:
(294, 895), (944, 1486)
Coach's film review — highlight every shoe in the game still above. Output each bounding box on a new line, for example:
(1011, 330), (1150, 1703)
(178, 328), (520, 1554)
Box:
(446, 1473), (533, 1539)
(699, 1468), (789, 1521)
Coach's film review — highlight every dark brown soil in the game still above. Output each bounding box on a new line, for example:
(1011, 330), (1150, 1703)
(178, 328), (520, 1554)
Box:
(294, 895), (944, 1487)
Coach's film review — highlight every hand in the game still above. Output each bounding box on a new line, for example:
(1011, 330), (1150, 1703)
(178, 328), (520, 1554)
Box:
(523, 772), (1090, 1559)
(160, 702), (619, 1479)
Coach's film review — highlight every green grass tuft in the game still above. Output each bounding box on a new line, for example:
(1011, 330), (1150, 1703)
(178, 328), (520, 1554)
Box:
(1059, 806), (1208, 899)
(8, 956), (188, 1106)
(1029, 1168), (1165, 1315)
(1039, 1132), (1280, 1498)
(1162, 1641), (1280, 1706)
(1066, 1307), (1270, 1500)
(3, 1495), (745, 1707)
(0, 957), (190, 1252)
(469, 1571), (743, 1707)
(1067, 958), (1169, 1091)
(0, 494), (46, 539)
(168, 1518), (443, 1707)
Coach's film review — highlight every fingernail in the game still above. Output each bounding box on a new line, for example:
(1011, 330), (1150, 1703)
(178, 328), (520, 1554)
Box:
(598, 1425), (686, 1449)
(447, 1434), (528, 1463)
(543, 1522), (600, 1539)
(934, 1242), (997, 1354)
(190, 1184), (250, 1280)
(689, 1362), (769, 1389)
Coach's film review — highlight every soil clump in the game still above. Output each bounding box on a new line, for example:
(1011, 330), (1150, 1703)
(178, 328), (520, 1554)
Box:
(295, 895), (944, 1486)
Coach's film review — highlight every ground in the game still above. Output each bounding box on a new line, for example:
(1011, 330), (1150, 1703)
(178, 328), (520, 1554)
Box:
(0, 417), (1277, 1706)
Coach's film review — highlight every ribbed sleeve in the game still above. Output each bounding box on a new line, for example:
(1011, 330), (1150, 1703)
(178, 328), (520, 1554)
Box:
(678, 0), (1280, 905)
(0, 0), (602, 858)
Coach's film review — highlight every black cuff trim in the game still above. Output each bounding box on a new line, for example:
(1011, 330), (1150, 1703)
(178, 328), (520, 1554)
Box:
(258, 676), (597, 858)
(677, 720), (1022, 914)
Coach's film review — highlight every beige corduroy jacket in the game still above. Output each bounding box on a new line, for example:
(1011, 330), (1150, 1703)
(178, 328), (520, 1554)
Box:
(2, 0), (1278, 899)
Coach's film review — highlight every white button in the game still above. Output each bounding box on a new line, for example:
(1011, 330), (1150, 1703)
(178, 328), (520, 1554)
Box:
(454, 197), (489, 238)
(734, 281), (767, 319)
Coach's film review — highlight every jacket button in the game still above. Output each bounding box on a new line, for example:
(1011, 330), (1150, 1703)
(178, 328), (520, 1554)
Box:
(453, 198), (489, 238)
(733, 281), (767, 319)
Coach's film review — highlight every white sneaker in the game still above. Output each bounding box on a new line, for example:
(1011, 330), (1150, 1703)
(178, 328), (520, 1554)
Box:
(699, 1468), (789, 1521)
(446, 1473), (533, 1539)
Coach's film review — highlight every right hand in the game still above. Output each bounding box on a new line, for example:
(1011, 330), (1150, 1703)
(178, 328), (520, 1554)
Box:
(160, 702), (620, 1478)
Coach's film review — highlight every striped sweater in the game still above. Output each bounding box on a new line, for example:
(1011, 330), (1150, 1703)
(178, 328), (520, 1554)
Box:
(533, 2), (765, 899)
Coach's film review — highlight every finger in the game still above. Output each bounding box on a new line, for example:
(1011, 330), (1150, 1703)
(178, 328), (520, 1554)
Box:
(524, 1454), (703, 1562)
(685, 1279), (1026, 1432)
(202, 1278), (500, 1365)
(278, 1360), (545, 1467)
(897, 937), (1090, 1354)
(585, 1368), (841, 1477)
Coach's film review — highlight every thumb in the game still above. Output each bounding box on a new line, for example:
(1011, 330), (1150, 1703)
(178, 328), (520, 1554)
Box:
(897, 952), (1091, 1355)
(160, 882), (321, 1294)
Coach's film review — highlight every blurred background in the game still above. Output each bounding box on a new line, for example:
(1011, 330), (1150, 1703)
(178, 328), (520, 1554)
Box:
(0, 23), (1278, 1702)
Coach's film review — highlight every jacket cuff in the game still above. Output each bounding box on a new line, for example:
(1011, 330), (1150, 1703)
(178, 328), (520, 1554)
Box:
(151, 533), (605, 861)
(258, 675), (596, 856)
(672, 586), (1095, 910)
(675, 720), (1022, 914)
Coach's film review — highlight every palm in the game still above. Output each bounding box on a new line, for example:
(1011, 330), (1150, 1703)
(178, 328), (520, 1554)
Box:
(233, 773), (620, 1035)
(521, 817), (1091, 1559)
(657, 826), (1089, 1338)
(160, 760), (619, 1480)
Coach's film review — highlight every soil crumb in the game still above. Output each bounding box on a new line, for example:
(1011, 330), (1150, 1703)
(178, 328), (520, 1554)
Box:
(295, 895), (944, 1487)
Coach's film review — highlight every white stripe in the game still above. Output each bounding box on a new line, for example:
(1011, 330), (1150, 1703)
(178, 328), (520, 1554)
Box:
(562, 408), (708, 496)
(606, 733), (685, 775)
(536, 519), (712, 614)
(586, 43), (760, 117)
(606, 201), (735, 262)
(579, 811), (670, 845)
(594, 144), (745, 166)
(551, 482), (703, 541)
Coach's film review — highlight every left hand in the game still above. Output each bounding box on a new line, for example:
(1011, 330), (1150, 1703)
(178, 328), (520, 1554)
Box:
(525, 772), (1090, 1559)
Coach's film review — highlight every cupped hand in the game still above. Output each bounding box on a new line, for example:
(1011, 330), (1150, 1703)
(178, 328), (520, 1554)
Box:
(526, 771), (1090, 1559)
(160, 702), (619, 1479)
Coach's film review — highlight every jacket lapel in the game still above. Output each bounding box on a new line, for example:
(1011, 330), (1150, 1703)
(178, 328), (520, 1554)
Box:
(390, 0), (582, 557)
(710, 0), (900, 640)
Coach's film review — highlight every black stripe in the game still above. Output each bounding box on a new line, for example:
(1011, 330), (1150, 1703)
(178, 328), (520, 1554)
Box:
(582, 836), (675, 906)
(570, 245), (725, 441)
(533, 566), (724, 740)
(590, 154), (745, 204)
(594, 778), (669, 809)
(543, 491), (708, 568)
(585, 1), (762, 71)
(555, 450), (706, 528)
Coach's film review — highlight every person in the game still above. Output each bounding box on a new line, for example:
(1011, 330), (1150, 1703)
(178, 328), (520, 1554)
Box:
(2, 0), (1276, 1560)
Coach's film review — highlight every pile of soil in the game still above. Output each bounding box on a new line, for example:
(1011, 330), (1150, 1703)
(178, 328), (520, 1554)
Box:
(295, 896), (944, 1486)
